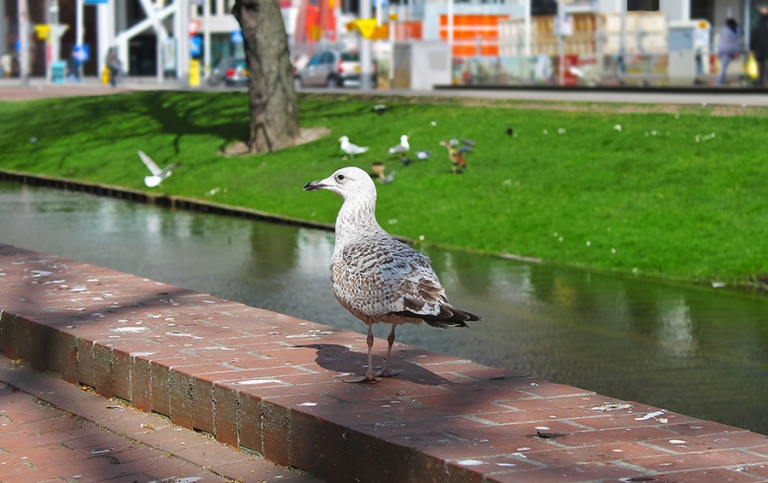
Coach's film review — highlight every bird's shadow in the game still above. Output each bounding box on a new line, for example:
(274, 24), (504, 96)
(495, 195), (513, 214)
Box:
(294, 344), (452, 386)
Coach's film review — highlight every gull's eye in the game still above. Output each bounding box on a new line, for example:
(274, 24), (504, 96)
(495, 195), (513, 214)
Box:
(336, 174), (345, 181)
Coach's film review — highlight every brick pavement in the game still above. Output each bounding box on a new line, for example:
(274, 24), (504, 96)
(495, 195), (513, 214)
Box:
(0, 243), (767, 483)
(0, 359), (320, 483)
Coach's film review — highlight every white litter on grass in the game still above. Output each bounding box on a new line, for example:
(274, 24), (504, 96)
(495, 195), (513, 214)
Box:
(635, 410), (665, 421)
(457, 460), (484, 466)
(712, 282), (726, 288)
(614, 124), (622, 132)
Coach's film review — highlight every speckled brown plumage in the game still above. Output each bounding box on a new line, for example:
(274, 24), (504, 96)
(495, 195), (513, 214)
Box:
(304, 166), (481, 382)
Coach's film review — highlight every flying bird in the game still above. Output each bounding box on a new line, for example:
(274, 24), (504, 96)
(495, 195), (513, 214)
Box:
(138, 150), (180, 187)
(439, 141), (467, 174)
(339, 136), (369, 157)
(388, 135), (410, 156)
(303, 167), (481, 382)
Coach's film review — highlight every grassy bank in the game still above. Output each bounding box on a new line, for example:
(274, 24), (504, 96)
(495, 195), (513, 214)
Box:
(1, 90), (767, 288)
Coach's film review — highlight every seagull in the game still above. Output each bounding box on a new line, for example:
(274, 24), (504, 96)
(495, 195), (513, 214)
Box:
(138, 150), (180, 188)
(303, 167), (481, 383)
(372, 104), (387, 115)
(388, 135), (410, 156)
(415, 150), (431, 160)
(339, 136), (369, 157)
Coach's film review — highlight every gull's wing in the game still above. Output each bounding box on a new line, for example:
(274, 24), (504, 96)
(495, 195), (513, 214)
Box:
(159, 162), (181, 177)
(138, 150), (162, 176)
(331, 236), (480, 326)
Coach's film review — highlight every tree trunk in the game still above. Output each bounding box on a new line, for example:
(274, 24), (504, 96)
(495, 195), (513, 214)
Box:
(232, 0), (300, 153)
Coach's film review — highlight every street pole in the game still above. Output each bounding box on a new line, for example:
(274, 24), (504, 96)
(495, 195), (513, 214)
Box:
(524, 0), (530, 57)
(557, 0), (564, 86)
(360, 0), (373, 89)
(18, 0), (29, 84)
(447, 0), (453, 50)
(203, 0), (210, 80)
(619, 0), (626, 76)
(76, 0), (84, 72)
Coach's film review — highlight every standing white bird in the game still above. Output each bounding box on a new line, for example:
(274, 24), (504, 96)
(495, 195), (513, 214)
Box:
(387, 135), (410, 156)
(339, 136), (369, 157)
(137, 150), (180, 188)
(303, 167), (481, 383)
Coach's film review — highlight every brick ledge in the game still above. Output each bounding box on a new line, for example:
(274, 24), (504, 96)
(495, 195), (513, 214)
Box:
(1, 243), (767, 483)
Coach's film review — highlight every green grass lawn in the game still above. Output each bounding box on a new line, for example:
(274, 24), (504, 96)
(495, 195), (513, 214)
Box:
(1, 90), (767, 288)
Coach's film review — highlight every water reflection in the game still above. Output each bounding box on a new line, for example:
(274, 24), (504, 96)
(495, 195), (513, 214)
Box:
(0, 182), (766, 435)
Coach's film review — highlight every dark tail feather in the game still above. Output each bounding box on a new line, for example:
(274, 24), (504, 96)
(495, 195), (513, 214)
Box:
(393, 304), (482, 329)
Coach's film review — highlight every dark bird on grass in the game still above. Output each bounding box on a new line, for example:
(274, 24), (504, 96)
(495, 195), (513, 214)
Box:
(138, 150), (180, 187)
(379, 170), (396, 184)
(461, 139), (476, 148)
(439, 141), (467, 174)
(399, 156), (413, 167)
(303, 167), (481, 383)
(506, 127), (514, 136)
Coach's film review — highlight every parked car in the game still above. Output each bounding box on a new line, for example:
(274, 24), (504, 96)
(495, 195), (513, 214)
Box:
(208, 57), (248, 87)
(294, 50), (376, 88)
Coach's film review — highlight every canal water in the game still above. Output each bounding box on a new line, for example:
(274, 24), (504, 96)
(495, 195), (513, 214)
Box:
(0, 181), (766, 435)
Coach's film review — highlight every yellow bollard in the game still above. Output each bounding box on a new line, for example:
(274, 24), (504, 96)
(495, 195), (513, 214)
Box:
(189, 60), (200, 87)
(101, 66), (110, 85)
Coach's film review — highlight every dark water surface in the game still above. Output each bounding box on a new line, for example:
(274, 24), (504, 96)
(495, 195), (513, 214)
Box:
(1, 182), (766, 435)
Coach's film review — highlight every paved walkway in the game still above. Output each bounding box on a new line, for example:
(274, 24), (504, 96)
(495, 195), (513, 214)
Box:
(3, 77), (768, 106)
(0, 356), (320, 483)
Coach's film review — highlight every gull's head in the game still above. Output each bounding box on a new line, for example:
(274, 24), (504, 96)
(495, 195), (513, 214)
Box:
(339, 136), (349, 143)
(401, 135), (409, 143)
(303, 166), (376, 201)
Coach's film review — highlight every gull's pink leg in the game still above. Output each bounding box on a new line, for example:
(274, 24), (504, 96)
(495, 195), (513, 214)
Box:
(344, 325), (380, 383)
(377, 325), (401, 378)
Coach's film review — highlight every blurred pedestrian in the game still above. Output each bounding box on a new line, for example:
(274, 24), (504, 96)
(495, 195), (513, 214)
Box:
(750, 4), (768, 86)
(1, 53), (11, 78)
(67, 49), (81, 82)
(717, 18), (743, 85)
(106, 47), (122, 87)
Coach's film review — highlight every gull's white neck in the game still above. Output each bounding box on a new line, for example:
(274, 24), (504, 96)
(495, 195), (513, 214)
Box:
(334, 191), (383, 250)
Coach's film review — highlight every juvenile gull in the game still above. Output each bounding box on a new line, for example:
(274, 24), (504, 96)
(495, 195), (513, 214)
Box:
(303, 166), (482, 383)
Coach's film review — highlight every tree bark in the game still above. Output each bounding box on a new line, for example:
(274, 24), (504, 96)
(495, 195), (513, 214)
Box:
(232, 0), (300, 153)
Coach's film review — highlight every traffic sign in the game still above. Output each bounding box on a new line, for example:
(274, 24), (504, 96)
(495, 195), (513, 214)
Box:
(73, 44), (90, 62)
(189, 19), (200, 36)
(230, 30), (243, 43)
(190, 36), (201, 56)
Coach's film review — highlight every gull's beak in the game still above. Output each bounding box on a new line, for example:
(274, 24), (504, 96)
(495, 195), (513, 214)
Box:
(303, 180), (324, 191)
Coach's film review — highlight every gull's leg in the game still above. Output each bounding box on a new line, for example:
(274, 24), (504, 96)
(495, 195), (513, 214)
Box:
(377, 325), (401, 378)
(344, 325), (380, 383)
